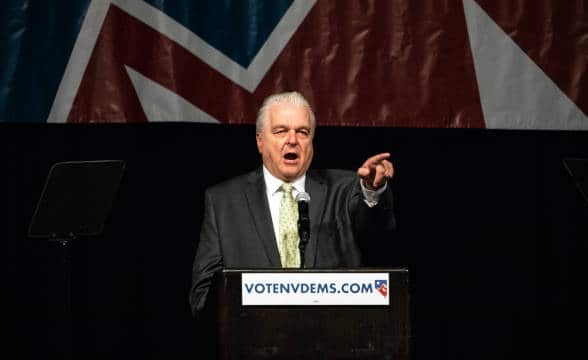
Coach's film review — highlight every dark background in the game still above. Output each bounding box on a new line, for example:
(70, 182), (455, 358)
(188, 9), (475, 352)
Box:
(2, 123), (588, 359)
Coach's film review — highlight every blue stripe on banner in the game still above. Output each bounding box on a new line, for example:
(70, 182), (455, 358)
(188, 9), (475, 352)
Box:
(143, 0), (294, 68)
(0, 0), (92, 122)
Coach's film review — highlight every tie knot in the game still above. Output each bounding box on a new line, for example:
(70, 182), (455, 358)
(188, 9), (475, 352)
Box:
(280, 183), (293, 193)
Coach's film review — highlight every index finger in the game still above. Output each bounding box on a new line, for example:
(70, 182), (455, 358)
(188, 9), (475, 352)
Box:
(362, 152), (391, 167)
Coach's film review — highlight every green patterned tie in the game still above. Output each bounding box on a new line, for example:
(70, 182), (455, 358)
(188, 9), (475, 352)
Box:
(279, 183), (300, 268)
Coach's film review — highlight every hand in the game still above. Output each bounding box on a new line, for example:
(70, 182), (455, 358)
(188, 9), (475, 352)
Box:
(357, 153), (394, 190)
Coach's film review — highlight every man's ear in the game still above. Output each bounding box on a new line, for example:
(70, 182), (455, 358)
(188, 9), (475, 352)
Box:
(256, 133), (263, 154)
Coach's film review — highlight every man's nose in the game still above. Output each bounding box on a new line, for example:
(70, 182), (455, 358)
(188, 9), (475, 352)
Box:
(286, 130), (298, 145)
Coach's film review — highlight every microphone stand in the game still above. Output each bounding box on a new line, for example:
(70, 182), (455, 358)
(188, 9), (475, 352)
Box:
(298, 229), (309, 269)
(297, 200), (310, 269)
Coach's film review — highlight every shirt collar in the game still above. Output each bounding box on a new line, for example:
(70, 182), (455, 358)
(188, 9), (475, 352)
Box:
(262, 166), (306, 195)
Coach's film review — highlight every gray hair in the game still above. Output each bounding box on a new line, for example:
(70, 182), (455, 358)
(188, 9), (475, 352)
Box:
(256, 91), (316, 135)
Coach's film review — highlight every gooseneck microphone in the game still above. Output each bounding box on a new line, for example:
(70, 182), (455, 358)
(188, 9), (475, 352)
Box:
(295, 192), (311, 269)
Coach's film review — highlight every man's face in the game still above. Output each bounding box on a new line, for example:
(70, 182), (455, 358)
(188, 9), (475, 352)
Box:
(256, 102), (314, 182)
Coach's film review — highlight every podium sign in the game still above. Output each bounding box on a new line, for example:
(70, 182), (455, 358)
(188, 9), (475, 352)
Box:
(242, 272), (390, 306)
(215, 268), (410, 359)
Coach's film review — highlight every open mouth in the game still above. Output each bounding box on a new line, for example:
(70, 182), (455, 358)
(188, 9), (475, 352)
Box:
(284, 152), (299, 161)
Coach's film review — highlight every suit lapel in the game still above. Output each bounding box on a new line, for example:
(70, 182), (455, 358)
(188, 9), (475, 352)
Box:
(244, 169), (281, 266)
(305, 171), (327, 268)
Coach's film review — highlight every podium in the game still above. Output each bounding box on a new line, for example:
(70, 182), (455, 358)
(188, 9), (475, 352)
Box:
(213, 268), (410, 359)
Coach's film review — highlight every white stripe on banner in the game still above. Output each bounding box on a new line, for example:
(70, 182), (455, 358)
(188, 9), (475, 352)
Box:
(463, 0), (588, 130)
(47, 0), (113, 123)
(125, 66), (220, 123)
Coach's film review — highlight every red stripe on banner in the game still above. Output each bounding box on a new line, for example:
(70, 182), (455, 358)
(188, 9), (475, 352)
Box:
(262, 0), (485, 127)
(69, 5), (147, 123)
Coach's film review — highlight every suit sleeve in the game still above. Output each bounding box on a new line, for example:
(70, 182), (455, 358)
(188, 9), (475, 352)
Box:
(349, 179), (396, 242)
(189, 189), (223, 318)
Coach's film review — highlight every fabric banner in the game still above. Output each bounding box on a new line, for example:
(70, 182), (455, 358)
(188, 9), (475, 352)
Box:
(0, 0), (586, 129)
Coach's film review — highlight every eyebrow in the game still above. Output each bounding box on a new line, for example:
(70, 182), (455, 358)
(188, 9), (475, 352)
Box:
(271, 124), (310, 131)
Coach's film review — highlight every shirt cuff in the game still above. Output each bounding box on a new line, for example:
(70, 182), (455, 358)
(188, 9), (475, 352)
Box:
(360, 179), (387, 208)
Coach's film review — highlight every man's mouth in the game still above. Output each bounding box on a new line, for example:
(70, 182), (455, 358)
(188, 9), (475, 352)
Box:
(284, 152), (299, 161)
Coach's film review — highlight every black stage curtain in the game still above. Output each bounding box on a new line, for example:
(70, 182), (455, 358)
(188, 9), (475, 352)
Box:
(2, 124), (587, 359)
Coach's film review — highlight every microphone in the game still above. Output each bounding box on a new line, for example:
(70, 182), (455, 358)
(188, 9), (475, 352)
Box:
(295, 192), (311, 268)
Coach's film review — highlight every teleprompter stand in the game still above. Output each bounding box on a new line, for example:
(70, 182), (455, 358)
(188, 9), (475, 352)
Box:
(28, 160), (125, 358)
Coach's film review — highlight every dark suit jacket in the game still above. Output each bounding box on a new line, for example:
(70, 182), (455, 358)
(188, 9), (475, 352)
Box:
(189, 168), (396, 315)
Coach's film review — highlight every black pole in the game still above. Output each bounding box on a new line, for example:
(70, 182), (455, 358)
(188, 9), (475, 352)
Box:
(51, 234), (75, 360)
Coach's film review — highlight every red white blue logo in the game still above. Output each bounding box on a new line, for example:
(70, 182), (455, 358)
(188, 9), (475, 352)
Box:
(375, 280), (388, 298)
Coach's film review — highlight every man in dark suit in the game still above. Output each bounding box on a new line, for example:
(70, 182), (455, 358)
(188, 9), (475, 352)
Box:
(190, 92), (395, 316)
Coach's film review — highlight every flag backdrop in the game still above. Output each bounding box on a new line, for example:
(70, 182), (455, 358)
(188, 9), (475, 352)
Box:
(0, 0), (587, 129)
